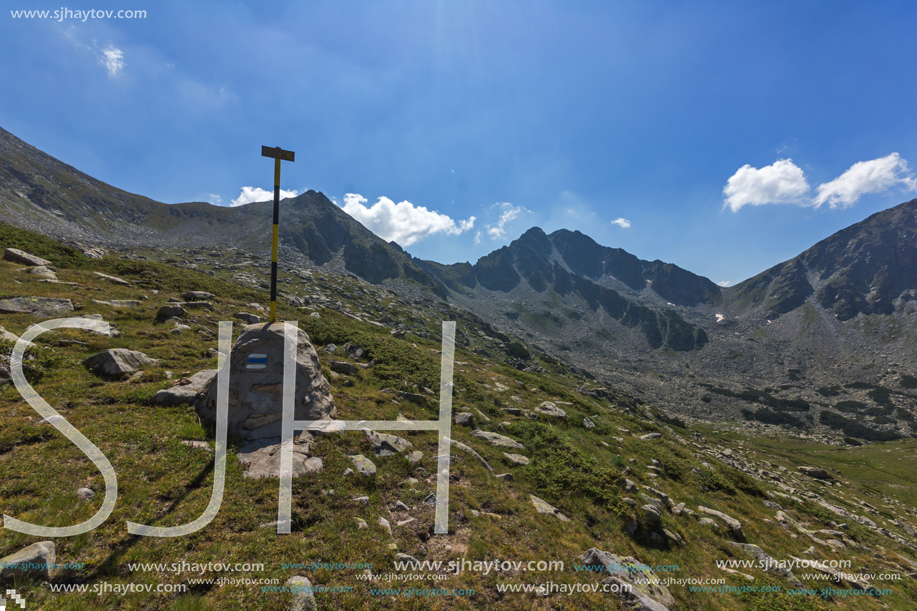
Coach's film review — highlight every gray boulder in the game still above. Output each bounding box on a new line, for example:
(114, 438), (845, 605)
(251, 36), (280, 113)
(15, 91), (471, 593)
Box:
(195, 323), (335, 442)
(4, 248), (52, 267)
(0, 296), (73, 317)
(238, 443), (322, 479)
(530, 495), (570, 522)
(472, 430), (524, 449)
(502, 452), (530, 466)
(798, 466), (831, 480)
(534, 401), (567, 418)
(349, 454), (377, 477)
(329, 360), (359, 375)
(363, 430), (412, 457)
(453, 412), (475, 426)
(153, 369), (218, 406)
(0, 541), (56, 580)
(698, 506), (744, 539)
(26, 265), (59, 281)
(641, 504), (662, 524)
(156, 304), (187, 321)
(0, 325), (20, 342)
(284, 575), (318, 611)
(84, 349), (160, 376)
(93, 271), (130, 285)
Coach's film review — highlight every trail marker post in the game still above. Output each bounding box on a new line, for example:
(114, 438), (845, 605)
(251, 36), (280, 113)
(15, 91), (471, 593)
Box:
(261, 145), (295, 322)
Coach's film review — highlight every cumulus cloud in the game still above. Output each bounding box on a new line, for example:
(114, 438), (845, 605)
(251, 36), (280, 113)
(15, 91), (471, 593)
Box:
(208, 194), (223, 205)
(723, 159), (811, 212)
(610, 217), (631, 228)
(725, 153), (917, 212)
(717, 280), (731, 287)
(474, 231), (482, 245)
(340, 193), (475, 246)
(231, 186), (299, 207)
(485, 203), (530, 241)
(99, 46), (125, 77)
(813, 153), (917, 209)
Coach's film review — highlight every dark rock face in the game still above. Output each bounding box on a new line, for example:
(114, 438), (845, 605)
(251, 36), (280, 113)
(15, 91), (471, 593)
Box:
(475, 247), (521, 292)
(732, 199), (917, 321)
(550, 228), (722, 305)
(424, 227), (711, 352)
(343, 240), (400, 284)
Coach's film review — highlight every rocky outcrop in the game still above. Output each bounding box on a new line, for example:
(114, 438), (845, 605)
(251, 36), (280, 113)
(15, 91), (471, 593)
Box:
(578, 548), (675, 611)
(727, 543), (804, 589)
(363, 430), (412, 457)
(0, 296), (73, 317)
(534, 401), (567, 418)
(3, 247), (51, 266)
(697, 506), (744, 539)
(530, 495), (570, 522)
(471, 430), (524, 449)
(238, 437), (323, 480)
(0, 541), (56, 580)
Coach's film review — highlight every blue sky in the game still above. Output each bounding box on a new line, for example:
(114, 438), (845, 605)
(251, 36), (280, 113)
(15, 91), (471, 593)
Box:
(2, 1), (916, 285)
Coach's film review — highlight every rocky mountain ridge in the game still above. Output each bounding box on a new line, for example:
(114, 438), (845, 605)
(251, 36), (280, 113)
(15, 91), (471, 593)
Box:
(3, 125), (917, 442)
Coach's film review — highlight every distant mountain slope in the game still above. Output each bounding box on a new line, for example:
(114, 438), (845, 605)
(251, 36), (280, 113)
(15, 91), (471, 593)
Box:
(0, 126), (442, 293)
(420, 227), (716, 352)
(730, 199), (917, 321)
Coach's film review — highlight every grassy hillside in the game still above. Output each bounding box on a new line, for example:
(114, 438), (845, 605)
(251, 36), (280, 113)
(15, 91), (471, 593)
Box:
(2, 225), (917, 610)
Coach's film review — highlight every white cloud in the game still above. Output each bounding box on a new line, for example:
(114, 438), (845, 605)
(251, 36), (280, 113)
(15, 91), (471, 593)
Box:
(486, 202), (529, 241)
(99, 46), (125, 77)
(339, 193), (475, 246)
(813, 153), (917, 209)
(63, 29), (125, 78)
(725, 153), (917, 212)
(474, 231), (482, 245)
(610, 217), (631, 228)
(208, 194), (223, 205)
(231, 186), (299, 207)
(717, 280), (731, 287)
(723, 159), (811, 212)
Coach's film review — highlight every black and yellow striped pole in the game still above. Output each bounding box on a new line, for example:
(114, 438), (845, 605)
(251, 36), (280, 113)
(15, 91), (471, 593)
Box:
(261, 145), (295, 323)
